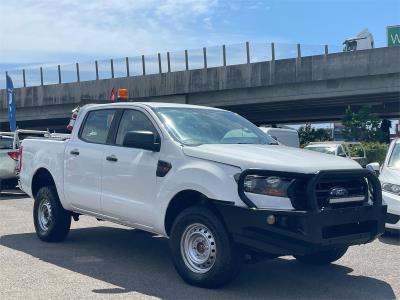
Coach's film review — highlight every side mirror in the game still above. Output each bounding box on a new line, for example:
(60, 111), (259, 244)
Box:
(366, 162), (380, 176)
(123, 131), (160, 152)
(338, 153), (347, 157)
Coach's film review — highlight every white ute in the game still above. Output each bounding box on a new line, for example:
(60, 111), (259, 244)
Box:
(19, 103), (387, 288)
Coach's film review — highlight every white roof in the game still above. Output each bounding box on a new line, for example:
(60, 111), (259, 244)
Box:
(306, 141), (366, 149)
(308, 141), (344, 146)
(259, 127), (298, 133)
(83, 102), (223, 111)
(306, 143), (339, 148)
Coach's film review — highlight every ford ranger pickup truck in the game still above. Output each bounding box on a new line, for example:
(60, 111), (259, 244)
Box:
(19, 102), (386, 288)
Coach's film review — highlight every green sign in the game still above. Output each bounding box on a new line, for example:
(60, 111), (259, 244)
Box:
(387, 25), (400, 46)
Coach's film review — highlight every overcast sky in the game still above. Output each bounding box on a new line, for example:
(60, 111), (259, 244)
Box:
(1, 0), (399, 70)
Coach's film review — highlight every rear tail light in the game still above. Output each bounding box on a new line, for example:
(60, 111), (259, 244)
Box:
(8, 151), (19, 161)
(67, 107), (80, 131)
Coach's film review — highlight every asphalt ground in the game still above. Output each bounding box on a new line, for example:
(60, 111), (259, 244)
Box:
(0, 193), (399, 300)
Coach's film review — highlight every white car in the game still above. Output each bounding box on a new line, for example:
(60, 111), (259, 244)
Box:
(19, 103), (386, 288)
(0, 129), (51, 192)
(305, 141), (367, 167)
(372, 138), (400, 232)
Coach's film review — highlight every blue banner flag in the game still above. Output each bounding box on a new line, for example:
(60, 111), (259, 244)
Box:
(6, 74), (16, 132)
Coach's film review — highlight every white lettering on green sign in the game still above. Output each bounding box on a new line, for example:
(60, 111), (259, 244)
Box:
(387, 26), (400, 46)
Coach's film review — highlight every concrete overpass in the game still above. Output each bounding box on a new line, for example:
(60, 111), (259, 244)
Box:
(0, 46), (399, 130)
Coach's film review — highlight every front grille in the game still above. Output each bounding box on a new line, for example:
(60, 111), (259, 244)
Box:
(315, 178), (369, 209)
(289, 174), (372, 211)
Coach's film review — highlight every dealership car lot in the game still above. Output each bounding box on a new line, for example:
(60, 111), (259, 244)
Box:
(0, 194), (399, 299)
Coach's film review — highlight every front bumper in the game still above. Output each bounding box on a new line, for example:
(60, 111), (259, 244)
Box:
(383, 191), (400, 230)
(216, 168), (387, 256)
(214, 202), (386, 256)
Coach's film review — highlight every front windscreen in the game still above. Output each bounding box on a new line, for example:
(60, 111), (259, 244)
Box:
(388, 144), (400, 169)
(153, 107), (277, 146)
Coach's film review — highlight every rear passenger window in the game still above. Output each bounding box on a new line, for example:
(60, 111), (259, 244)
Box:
(80, 110), (116, 144)
(0, 136), (13, 149)
(337, 146), (346, 156)
(116, 110), (158, 146)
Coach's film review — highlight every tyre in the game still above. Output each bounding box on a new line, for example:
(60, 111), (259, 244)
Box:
(169, 205), (243, 288)
(33, 186), (71, 242)
(294, 246), (348, 265)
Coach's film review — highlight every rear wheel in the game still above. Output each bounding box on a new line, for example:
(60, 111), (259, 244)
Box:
(169, 205), (243, 288)
(33, 186), (71, 242)
(294, 246), (348, 265)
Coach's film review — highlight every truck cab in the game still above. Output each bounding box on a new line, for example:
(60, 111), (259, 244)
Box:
(258, 127), (300, 147)
(343, 28), (374, 52)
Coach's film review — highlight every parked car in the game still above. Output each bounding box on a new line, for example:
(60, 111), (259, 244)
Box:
(19, 103), (386, 288)
(367, 138), (400, 232)
(259, 127), (300, 147)
(0, 129), (50, 192)
(305, 141), (367, 167)
(0, 134), (19, 191)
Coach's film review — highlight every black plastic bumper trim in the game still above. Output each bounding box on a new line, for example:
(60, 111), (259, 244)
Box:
(214, 201), (387, 256)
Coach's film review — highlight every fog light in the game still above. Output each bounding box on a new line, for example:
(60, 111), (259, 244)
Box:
(266, 215), (276, 225)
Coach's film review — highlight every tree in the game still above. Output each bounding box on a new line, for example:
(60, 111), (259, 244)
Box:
(298, 123), (332, 147)
(342, 106), (388, 142)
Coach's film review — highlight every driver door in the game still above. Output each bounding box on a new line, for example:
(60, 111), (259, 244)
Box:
(100, 108), (161, 228)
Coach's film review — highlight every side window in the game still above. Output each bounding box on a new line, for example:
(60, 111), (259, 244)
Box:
(0, 136), (13, 149)
(116, 110), (158, 146)
(337, 146), (346, 156)
(80, 110), (116, 144)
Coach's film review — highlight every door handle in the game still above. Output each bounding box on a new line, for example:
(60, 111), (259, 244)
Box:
(70, 149), (80, 156)
(106, 155), (118, 162)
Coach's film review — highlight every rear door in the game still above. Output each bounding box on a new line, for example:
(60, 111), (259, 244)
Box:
(64, 109), (117, 214)
(100, 108), (161, 228)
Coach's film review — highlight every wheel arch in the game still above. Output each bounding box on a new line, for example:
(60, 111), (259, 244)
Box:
(31, 168), (57, 198)
(164, 189), (228, 236)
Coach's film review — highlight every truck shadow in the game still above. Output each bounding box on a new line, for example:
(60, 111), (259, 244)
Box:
(379, 234), (400, 246)
(1, 226), (396, 300)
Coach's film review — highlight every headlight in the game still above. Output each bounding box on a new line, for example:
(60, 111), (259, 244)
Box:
(240, 175), (293, 197)
(382, 182), (400, 195)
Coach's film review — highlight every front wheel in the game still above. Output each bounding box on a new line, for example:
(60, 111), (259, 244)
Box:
(169, 205), (243, 288)
(33, 186), (71, 242)
(294, 246), (348, 265)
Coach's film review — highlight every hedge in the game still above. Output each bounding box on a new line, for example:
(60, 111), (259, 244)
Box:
(361, 142), (389, 165)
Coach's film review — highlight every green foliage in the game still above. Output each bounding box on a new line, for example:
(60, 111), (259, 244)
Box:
(298, 123), (332, 147)
(342, 106), (390, 143)
(362, 142), (389, 164)
(346, 143), (365, 158)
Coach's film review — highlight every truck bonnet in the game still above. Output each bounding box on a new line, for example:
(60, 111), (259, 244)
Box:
(182, 144), (362, 173)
